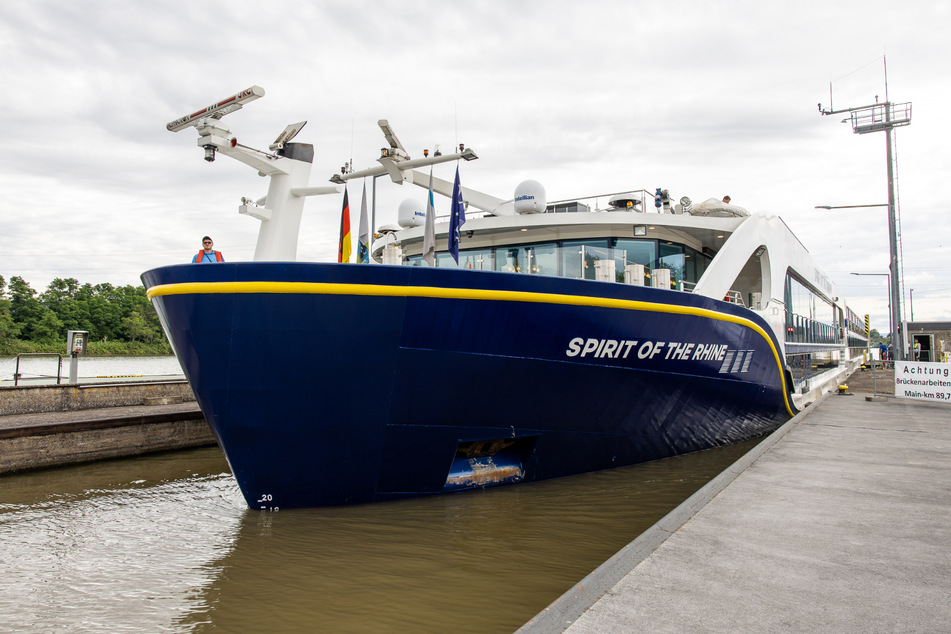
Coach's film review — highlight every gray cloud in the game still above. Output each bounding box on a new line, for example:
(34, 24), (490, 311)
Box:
(0, 0), (947, 330)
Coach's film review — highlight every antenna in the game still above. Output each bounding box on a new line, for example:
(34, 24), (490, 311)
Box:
(378, 119), (410, 160)
(166, 86), (265, 132)
(269, 121), (307, 151)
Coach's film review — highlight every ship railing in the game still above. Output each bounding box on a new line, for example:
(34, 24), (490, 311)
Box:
(724, 290), (746, 307)
(678, 280), (697, 293)
(545, 189), (662, 214)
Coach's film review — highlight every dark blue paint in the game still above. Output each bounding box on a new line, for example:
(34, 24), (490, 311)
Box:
(142, 263), (793, 509)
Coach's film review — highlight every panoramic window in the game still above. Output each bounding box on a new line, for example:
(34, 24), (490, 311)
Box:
(656, 242), (685, 289)
(403, 238), (715, 289)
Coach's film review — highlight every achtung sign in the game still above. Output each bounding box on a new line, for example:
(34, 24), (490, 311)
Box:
(894, 361), (951, 403)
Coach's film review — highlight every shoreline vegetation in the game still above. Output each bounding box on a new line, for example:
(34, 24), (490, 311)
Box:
(0, 340), (172, 357)
(1, 275), (172, 358)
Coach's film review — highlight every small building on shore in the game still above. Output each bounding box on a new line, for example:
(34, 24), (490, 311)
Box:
(904, 321), (951, 362)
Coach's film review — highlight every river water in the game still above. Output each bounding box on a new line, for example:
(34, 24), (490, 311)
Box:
(0, 438), (759, 633)
(0, 355), (184, 385)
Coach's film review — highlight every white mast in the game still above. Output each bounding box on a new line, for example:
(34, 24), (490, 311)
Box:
(166, 86), (342, 261)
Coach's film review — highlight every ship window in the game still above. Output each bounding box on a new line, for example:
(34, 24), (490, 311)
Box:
(655, 243), (685, 289)
(495, 247), (522, 273)
(561, 240), (609, 280)
(526, 243), (558, 275)
(613, 239), (655, 285)
(492, 243), (559, 275)
(437, 248), (492, 270)
(784, 273), (835, 343)
(689, 247), (711, 283)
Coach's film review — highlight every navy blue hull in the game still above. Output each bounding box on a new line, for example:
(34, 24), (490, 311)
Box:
(143, 263), (795, 509)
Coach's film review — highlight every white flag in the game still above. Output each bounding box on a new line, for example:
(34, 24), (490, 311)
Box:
(422, 168), (436, 266)
(357, 182), (369, 263)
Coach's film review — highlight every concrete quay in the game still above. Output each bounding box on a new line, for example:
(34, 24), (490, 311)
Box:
(0, 382), (215, 474)
(521, 393), (951, 633)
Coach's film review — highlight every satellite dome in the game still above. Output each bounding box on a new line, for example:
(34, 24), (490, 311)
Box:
(514, 180), (546, 214)
(397, 199), (426, 228)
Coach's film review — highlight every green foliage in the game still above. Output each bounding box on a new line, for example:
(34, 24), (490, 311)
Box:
(0, 338), (171, 357)
(1, 275), (168, 351)
(0, 276), (22, 341)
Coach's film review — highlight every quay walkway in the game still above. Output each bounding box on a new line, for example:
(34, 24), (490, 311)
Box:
(521, 391), (951, 633)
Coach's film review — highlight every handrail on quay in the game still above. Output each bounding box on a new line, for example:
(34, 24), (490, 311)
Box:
(14, 353), (63, 386)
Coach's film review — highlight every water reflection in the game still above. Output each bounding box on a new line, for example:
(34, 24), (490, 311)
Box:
(0, 440), (758, 632)
(0, 450), (243, 632)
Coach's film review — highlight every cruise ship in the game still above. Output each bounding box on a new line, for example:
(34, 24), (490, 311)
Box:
(143, 87), (865, 509)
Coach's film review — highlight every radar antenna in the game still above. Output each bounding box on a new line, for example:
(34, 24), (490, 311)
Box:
(166, 86), (265, 132)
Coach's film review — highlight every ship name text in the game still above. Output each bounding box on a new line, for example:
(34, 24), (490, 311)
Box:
(565, 338), (728, 362)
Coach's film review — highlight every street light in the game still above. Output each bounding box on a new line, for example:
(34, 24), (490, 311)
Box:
(820, 203), (902, 358)
(814, 204), (889, 210)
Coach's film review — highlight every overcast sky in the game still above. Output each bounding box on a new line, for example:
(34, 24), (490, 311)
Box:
(1, 0), (949, 332)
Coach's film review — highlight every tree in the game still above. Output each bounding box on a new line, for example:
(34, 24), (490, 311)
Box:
(41, 277), (84, 337)
(0, 276), (21, 341)
(121, 307), (153, 343)
(2, 274), (169, 348)
(9, 276), (62, 341)
(31, 308), (64, 341)
(75, 282), (122, 341)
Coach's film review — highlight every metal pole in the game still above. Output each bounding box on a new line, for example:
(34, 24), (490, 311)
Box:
(884, 106), (903, 360)
(68, 352), (79, 384)
(371, 174), (380, 263)
(873, 345), (877, 395)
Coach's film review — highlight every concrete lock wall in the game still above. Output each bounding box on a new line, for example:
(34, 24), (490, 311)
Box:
(0, 418), (216, 474)
(0, 381), (197, 415)
(0, 382), (215, 474)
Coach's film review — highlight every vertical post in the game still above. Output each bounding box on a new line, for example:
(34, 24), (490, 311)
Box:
(884, 105), (903, 360)
(68, 352), (79, 384)
(371, 174), (378, 262)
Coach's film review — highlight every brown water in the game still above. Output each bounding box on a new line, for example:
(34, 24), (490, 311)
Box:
(0, 440), (758, 633)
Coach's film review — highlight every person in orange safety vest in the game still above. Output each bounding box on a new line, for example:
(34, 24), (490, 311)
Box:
(192, 236), (224, 263)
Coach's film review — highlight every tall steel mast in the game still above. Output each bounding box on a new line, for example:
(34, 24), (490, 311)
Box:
(819, 92), (911, 360)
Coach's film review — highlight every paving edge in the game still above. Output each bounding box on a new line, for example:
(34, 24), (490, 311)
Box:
(516, 391), (830, 634)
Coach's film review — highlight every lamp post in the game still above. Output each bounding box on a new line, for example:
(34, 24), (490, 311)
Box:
(910, 288), (915, 322)
(814, 204), (889, 210)
(818, 200), (903, 359)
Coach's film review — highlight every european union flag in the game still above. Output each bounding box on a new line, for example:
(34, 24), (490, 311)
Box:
(448, 165), (466, 264)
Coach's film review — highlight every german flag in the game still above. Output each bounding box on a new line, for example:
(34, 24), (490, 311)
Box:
(338, 188), (352, 263)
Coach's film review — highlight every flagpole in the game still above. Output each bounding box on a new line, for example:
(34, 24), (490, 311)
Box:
(423, 166), (436, 266)
(371, 174), (378, 263)
(448, 162), (466, 265)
